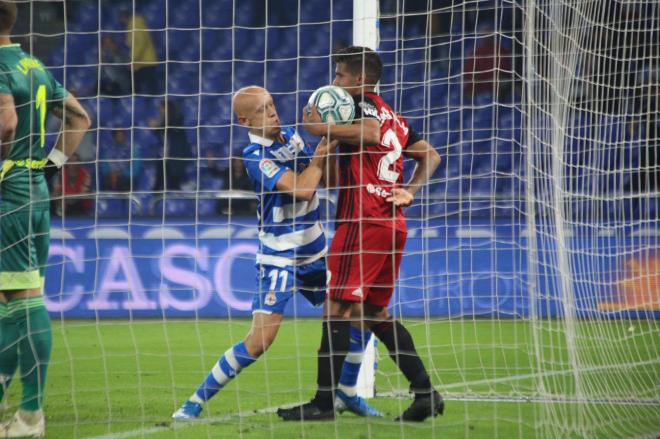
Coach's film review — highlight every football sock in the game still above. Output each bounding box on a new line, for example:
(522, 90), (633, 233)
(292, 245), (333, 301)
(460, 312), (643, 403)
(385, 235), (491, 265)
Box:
(337, 325), (372, 397)
(190, 341), (255, 403)
(372, 319), (433, 394)
(313, 319), (350, 410)
(0, 301), (19, 402)
(10, 297), (53, 411)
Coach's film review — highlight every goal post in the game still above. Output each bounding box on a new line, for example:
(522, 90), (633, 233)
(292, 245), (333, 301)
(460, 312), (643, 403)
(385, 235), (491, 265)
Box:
(352, 0), (380, 400)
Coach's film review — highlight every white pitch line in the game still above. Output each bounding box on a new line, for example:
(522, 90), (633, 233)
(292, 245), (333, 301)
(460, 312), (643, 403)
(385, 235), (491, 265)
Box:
(86, 403), (291, 439)
(436, 357), (659, 391)
(86, 387), (660, 439)
(379, 391), (660, 407)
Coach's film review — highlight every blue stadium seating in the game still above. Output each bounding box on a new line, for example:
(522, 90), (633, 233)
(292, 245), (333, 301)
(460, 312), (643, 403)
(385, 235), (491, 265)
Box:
(167, 0), (200, 29)
(167, 62), (200, 95)
(200, 0), (232, 27)
(300, 0), (330, 23)
(54, 0), (648, 219)
(202, 29), (232, 61)
(167, 30), (200, 61)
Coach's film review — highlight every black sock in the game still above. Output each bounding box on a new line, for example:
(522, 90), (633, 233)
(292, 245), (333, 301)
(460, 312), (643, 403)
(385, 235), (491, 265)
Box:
(372, 319), (432, 395)
(313, 319), (350, 410)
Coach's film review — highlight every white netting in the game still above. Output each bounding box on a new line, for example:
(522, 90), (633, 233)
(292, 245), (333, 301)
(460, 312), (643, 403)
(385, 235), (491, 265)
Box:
(2, 0), (657, 437)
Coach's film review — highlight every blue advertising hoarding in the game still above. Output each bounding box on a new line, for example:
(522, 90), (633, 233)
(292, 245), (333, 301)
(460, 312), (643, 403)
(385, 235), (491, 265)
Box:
(42, 219), (659, 319)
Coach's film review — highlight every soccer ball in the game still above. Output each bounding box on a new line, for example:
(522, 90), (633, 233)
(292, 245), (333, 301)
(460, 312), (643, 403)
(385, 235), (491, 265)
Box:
(307, 85), (355, 125)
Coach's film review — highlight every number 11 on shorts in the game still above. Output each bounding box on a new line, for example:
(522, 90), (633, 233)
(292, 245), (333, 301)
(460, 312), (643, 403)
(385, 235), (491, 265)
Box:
(267, 269), (288, 292)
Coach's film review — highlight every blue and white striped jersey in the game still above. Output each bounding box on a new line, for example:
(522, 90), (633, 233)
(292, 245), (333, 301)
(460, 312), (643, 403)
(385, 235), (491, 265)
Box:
(242, 127), (327, 267)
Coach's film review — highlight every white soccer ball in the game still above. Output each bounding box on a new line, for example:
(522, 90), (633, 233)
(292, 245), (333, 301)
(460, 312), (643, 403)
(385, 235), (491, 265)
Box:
(307, 85), (355, 125)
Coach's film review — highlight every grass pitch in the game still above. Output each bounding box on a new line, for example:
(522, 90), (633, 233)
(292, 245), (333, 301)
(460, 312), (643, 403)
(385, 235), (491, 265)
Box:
(2, 319), (658, 438)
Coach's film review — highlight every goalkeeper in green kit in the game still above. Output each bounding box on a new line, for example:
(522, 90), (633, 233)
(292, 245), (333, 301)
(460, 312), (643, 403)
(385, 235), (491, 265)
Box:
(0, 2), (91, 437)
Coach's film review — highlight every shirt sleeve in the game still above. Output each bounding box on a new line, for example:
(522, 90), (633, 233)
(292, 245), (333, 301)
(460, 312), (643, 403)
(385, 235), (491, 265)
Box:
(47, 70), (68, 102)
(0, 68), (12, 94)
(243, 149), (287, 192)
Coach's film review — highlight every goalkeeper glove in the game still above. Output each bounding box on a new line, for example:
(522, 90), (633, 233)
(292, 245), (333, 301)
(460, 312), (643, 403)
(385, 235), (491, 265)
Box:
(44, 148), (69, 183)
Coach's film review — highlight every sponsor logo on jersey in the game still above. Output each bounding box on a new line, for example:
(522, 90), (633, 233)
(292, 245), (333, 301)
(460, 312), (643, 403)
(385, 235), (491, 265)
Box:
(359, 101), (410, 136)
(366, 183), (392, 198)
(259, 158), (280, 178)
(270, 132), (305, 162)
(359, 101), (380, 120)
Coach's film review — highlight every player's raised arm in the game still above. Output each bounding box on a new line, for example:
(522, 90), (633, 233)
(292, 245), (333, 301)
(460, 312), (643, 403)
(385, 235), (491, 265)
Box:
(275, 136), (338, 200)
(0, 92), (17, 159)
(302, 104), (380, 147)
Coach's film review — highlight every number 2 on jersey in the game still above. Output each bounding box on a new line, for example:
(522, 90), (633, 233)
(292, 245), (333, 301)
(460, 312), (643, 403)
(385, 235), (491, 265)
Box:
(35, 84), (46, 148)
(377, 128), (403, 183)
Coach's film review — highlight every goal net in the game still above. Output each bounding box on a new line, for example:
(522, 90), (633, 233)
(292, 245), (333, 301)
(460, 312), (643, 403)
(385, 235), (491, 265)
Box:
(2, 0), (657, 437)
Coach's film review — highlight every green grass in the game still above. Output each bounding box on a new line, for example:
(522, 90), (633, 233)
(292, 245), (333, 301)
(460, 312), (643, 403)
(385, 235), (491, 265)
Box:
(2, 319), (658, 438)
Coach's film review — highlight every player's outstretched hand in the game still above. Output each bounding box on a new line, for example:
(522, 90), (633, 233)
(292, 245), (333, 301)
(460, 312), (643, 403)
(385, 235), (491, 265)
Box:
(314, 136), (339, 156)
(387, 187), (414, 207)
(302, 104), (326, 136)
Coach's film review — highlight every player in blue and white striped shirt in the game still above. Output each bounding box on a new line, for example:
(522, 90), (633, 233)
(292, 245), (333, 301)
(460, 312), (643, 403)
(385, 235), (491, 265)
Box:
(172, 86), (381, 420)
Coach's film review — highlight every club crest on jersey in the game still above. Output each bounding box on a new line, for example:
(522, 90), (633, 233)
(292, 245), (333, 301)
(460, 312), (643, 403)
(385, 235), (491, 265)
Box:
(259, 158), (280, 178)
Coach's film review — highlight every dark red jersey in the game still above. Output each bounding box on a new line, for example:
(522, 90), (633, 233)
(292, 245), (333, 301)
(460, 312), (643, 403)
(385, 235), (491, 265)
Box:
(335, 92), (421, 231)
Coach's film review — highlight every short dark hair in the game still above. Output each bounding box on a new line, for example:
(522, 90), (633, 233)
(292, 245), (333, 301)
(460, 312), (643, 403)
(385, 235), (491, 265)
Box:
(0, 1), (16, 33)
(333, 46), (382, 85)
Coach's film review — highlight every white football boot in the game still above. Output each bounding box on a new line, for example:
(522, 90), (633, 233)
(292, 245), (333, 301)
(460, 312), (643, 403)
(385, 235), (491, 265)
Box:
(1, 409), (45, 438)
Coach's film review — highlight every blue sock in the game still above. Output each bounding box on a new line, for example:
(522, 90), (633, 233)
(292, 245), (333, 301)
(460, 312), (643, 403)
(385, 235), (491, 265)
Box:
(190, 341), (256, 403)
(338, 326), (372, 397)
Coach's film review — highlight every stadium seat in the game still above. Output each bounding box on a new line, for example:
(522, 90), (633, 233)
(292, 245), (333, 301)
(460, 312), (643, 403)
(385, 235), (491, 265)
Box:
(267, 28), (298, 60)
(69, 3), (99, 32)
(233, 62), (265, 89)
(167, 0), (200, 29)
(140, 1), (166, 29)
(200, 94), (232, 125)
(199, 127), (231, 147)
(267, 60), (297, 93)
(332, 0), (352, 19)
(168, 30), (200, 61)
(235, 28), (266, 61)
(201, 61), (233, 94)
(301, 0), (331, 23)
(66, 34), (99, 65)
(133, 129), (160, 157)
(300, 25), (331, 57)
(132, 96), (161, 123)
(201, 29), (232, 61)
(167, 62), (200, 95)
(201, 0), (232, 27)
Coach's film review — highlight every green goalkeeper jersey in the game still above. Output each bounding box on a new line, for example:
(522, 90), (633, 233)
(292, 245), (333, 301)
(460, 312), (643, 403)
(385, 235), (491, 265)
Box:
(0, 43), (67, 209)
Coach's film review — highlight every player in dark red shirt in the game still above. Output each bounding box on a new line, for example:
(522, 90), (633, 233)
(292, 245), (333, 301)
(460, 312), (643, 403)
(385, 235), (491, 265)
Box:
(278, 46), (443, 422)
